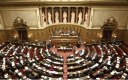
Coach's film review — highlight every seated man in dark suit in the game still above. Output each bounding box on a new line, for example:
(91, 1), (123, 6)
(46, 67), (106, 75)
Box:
(110, 60), (116, 68)
(19, 46), (22, 52)
(84, 49), (88, 55)
(24, 59), (30, 65)
(8, 70), (14, 75)
(26, 69), (32, 76)
(120, 56), (124, 63)
(93, 55), (100, 63)
(12, 72), (21, 79)
(68, 74), (73, 79)
(16, 63), (23, 69)
(118, 66), (126, 72)
(115, 71), (123, 76)
(6, 59), (12, 66)
(83, 69), (89, 75)
(106, 67), (112, 73)
(98, 64), (104, 69)
(119, 43), (122, 47)
(48, 73), (53, 77)
(0, 53), (5, 58)
(97, 71), (104, 77)
(103, 52), (107, 59)
(28, 74), (36, 79)
(111, 54), (115, 62)
(5, 45), (9, 51)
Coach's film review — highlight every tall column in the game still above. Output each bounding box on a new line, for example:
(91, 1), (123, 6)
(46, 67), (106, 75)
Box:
(82, 7), (85, 24)
(68, 7), (70, 23)
(76, 7), (78, 23)
(60, 7), (62, 22)
(39, 7), (43, 26)
(45, 7), (48, 24)
(52, 7), (54, 23)
(87, 7), (91, 27)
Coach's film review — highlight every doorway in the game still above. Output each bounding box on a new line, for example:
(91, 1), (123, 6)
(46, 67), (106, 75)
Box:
(102, 30), (113, 41)
(18, 30), (28, 43)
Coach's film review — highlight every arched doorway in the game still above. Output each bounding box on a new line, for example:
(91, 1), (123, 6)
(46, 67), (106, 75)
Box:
(13, 17), (29, 43)
(101, 17), (117, 42)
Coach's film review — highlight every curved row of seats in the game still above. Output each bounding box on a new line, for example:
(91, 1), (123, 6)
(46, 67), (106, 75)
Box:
(67, 43), (128, 80)
(0, 43), (63, 80)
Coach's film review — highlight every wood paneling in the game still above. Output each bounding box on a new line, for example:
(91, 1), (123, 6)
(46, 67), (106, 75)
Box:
(0, 26), (127, 44)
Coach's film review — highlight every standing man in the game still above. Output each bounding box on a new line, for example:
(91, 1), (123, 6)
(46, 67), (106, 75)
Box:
(73, 46), (76, 55)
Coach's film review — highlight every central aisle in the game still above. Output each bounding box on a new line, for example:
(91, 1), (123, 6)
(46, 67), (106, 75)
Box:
(47, 37), (86, 80)
(50, 47), (73, 80)
(50, 46), (85, 80)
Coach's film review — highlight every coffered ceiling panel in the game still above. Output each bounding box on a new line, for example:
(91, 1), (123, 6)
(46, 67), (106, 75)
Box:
(1, 9), (38, 28)
(92, 9), (128, 27)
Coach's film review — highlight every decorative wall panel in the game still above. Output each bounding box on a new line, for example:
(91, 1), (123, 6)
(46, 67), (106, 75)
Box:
(1, 9), (38, 27)
(92, 9), (128, 28)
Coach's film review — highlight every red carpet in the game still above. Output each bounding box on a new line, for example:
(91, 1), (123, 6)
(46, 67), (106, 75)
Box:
(50, 38), (85, 80)
(47, 37), (86, 79)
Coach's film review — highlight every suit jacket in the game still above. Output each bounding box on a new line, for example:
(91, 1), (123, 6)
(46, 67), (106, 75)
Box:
(103, 53), (107, 59)
(8, 70), (14, 75)
(116, 72), (123, 76)
(88, 68), (92, 74)
(16, 64), (23, 68)
(119, 67), (125, 71)
(24, 60), (30, 64)
(111, 56), (115, 61)
(6, 61), (11, 65)
(98, 72), (104, 76)
(26, 70), (32, 74)
(107, 68), (112, 73)
(98, 64), (103, 69)
(0, 54), (5, 58)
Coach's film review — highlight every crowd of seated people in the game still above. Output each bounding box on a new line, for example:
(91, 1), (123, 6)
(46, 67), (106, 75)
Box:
(66, 42), (128, 79)
(52, 29), (80, 36)
(0, 43), (63, 79)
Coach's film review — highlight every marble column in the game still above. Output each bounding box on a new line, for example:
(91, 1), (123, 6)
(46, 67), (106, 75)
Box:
(39, 7), (43, 26)
(52, 7), (54, 23)
(68, 7), (70, 23)
(45, 7), (48, 24)
(76, 7), (78, 23)
(60, 7), (62, 22)
(82, 7), (85, 24)
(87, 7), (91, 27)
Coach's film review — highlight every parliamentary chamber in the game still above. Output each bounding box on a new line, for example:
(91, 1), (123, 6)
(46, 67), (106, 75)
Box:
(0, 0), (128, 44)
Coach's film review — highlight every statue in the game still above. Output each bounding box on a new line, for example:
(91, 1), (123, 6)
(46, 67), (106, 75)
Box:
(42, 12), (46, 26)
(78, 11), (82, 24)
(84, 12), (88, 26)
(42, 12), (45, 22)
(71, 11), (75, 23)
(85, 12), (88, 21)
(63, 11), (67, 23)
(48, 11), (52, 24)
(55, 11), (59, 23)
(17, 17), (21, 23)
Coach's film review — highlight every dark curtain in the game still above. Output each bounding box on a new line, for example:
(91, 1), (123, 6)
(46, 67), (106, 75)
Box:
(102, 30), (112, 41)
(108, 31), (112, 41)
(18, 31), (28, 43)
(102, 31), (108, 39)
(22, 31), (28, 42)
(18, 31), (22, 42)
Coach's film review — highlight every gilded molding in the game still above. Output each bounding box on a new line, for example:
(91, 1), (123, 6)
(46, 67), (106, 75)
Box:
(0, 2), (128, 8)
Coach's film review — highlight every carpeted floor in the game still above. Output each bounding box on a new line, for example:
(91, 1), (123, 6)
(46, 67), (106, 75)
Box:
(50, 37), (86, 80)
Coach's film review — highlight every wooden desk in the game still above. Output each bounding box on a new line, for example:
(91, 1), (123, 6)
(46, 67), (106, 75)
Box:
(58, 48), (72, 52)
(51, 35), (79, 46)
